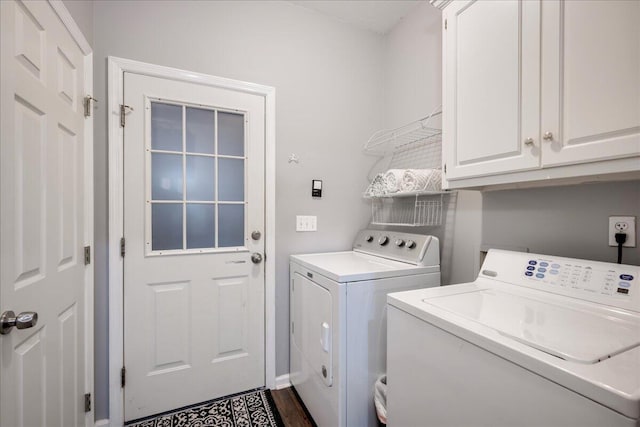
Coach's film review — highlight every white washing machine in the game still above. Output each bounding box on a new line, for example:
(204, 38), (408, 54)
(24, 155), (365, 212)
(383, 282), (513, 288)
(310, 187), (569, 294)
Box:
(289, 229), (441, 427)
(387, 249), (640, 427)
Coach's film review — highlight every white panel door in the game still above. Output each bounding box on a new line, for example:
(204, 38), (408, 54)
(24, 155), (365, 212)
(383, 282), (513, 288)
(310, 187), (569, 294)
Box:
(443, 0), (541, 181)
(541, 0), (640, 167)
(1, 1), (88, 426)
(123, 72), (266, 421)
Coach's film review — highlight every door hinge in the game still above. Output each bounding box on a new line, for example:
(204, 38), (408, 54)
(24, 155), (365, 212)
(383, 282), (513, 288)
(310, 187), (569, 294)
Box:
(291, 322), (294, 335)
(119, 104), (133, 127)
(444, 163), (447, 174)
(121, 366), (126, 388)
(83, 96), (97, 118)
(445, 19), (447, 30)
(84, 246), (91, 265)
(84, 393), (91, 412)
(120, 237), (126, 258)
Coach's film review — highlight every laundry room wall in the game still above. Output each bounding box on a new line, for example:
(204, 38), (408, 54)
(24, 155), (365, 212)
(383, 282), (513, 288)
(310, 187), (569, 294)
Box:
(91, 0), (385, 419)
(374, 2), (483, 286)
(482, 180), (640, 266)
(62, 0), (94, 47)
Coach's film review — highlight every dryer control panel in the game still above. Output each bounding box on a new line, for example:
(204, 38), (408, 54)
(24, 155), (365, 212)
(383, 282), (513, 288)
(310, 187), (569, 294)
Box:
(352, 229), (439, 267)
(479, 249), (640, 313)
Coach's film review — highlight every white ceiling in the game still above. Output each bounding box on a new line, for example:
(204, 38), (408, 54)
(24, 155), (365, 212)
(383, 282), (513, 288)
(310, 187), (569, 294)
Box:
(287, 1), (425, 35)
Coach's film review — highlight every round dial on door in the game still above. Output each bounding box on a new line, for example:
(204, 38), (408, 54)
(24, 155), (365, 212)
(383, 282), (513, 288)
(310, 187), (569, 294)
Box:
(395, 239), (405, 247)
(406, 240), (417, 249)
(378, 236), (389, 246)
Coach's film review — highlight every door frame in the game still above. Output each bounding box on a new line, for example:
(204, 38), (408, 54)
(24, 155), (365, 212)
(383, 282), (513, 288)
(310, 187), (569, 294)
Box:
(107, 56), (276, 425)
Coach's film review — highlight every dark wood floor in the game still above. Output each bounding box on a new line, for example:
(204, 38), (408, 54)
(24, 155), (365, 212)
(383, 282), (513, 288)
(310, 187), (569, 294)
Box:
(271, 387), (315, 427)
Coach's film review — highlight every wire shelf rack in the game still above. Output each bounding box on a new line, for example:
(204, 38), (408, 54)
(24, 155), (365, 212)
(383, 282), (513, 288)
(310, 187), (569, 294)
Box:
(364, 109), (442, 156)
(370, 194), (443, 227)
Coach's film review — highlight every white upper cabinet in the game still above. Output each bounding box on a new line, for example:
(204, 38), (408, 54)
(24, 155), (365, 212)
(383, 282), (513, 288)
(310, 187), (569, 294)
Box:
(442, 0), (640, 189)
(541, 0), (640, 167)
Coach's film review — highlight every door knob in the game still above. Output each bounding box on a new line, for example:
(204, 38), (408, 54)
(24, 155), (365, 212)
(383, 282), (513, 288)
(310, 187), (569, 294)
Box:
(543, 131), (553, 141)
(524, 137), (534, 146)
(251, 231), (262, 241)
(0, 310), (38, 335)
(251, 253), (263, 264)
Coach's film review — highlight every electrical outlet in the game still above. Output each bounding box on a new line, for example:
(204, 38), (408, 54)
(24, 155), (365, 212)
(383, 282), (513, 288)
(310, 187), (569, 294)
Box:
(608, 216), (636, 247)
(296, 215), (317, 232)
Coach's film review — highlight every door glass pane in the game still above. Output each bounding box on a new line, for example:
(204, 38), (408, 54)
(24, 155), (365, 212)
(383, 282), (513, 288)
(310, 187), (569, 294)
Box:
(152, 203), (183, 250)
(186, 155), (215, 201)
(218, 204), (244, 247)
(218, 112), (244, 156)
(151, 103), (182, 151)
(186, 107), (215, 154)
(152, 153), (183, 200)
(186, 204), (215, 249)
(218, 158), (244, 201)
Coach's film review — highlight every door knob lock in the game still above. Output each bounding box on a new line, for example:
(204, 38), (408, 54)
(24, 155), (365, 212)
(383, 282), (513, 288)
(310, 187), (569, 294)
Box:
(543, 131), (554, 141)
(251, 253), (263, 264)
(524, 137), (534, 146)
(0, 310), (38, 335)
(251, 231), (262, 241)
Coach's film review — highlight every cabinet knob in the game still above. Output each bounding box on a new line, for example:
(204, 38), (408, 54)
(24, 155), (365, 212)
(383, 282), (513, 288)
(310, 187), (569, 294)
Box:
(543, 131), (553, 141)
(524, 137), (534, 146)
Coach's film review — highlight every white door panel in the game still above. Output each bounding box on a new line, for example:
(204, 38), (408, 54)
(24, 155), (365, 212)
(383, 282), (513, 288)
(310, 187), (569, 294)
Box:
(123, 72), (266, 421)
(541, 0), (640, 167)
(1, 1), (88, 426)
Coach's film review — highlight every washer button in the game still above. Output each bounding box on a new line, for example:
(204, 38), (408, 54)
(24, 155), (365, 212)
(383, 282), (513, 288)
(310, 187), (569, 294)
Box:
(619, 282), (631, 288)
(538, 267), (547, 273)
(525, 271), (534, 277)
(550, 270), (559, 275)
(539, 262), (549, 267)
(536, 273), (545, 279)
(528, 260), (537, 266)
(620, 274), (634, 281)
(526, 266), (535, 271)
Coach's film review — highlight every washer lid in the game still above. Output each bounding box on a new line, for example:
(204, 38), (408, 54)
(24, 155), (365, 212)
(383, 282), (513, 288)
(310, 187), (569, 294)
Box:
(290, 251), (439, 282)
(423, 288), (640, 364)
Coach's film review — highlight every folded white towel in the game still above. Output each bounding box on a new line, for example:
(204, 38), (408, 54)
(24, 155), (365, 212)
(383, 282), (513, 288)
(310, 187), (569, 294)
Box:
(383, 169), (405, 193)
(365, 173), (387, 197)
(400, 169), (442, 192)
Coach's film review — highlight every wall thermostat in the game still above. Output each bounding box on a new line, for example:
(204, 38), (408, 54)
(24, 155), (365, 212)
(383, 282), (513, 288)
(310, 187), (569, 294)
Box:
(312, 180), (322, 198)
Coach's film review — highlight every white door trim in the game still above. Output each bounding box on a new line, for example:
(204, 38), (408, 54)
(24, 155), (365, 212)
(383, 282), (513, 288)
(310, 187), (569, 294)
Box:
(107, 56), (276, 426)
(47, 2), (95, 425)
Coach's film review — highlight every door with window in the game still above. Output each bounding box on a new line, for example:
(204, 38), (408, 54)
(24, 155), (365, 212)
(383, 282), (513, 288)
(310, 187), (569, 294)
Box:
(123, 72), (265, 421)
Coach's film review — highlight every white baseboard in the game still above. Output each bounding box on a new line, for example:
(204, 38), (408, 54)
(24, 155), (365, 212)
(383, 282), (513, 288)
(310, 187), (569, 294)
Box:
(274, 374), (291, 390)
(95, 419), (110, 427)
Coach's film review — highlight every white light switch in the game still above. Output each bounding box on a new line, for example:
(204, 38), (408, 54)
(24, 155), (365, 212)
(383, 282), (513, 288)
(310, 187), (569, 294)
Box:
(296, 215), (317, 232)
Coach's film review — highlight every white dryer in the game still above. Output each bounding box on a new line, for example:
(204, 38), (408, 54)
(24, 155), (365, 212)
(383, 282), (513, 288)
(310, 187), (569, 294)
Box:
(289, 229), (441, 427)
(387, 249), (640, 427)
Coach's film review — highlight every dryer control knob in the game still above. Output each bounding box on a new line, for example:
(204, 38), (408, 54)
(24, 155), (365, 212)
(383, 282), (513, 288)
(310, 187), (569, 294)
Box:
(365, 235), (374, 243)
(378, 236), (389, 246)
(395, 239), (405, 247)
(406, 240), (417, 249)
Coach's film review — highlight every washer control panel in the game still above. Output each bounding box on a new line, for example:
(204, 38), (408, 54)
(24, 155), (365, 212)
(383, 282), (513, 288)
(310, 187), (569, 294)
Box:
(523, 258), (634, 298)
(353, 229), (439, 267)
(479, 249), (640, 313)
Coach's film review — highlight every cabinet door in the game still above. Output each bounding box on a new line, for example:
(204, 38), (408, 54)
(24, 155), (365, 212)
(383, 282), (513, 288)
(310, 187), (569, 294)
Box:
(541, 0), (640, 167)
(443, 0), (541, 181)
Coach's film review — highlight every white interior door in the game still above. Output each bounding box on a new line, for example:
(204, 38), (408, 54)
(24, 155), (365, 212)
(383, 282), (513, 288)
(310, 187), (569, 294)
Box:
(123, 72), (266, 421)
(1, 1), (88, 426)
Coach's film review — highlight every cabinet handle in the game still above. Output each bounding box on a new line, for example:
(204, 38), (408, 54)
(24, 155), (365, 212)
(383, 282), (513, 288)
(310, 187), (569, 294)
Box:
(524, 137), (534, 146)
(543, 131), (553, 141)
